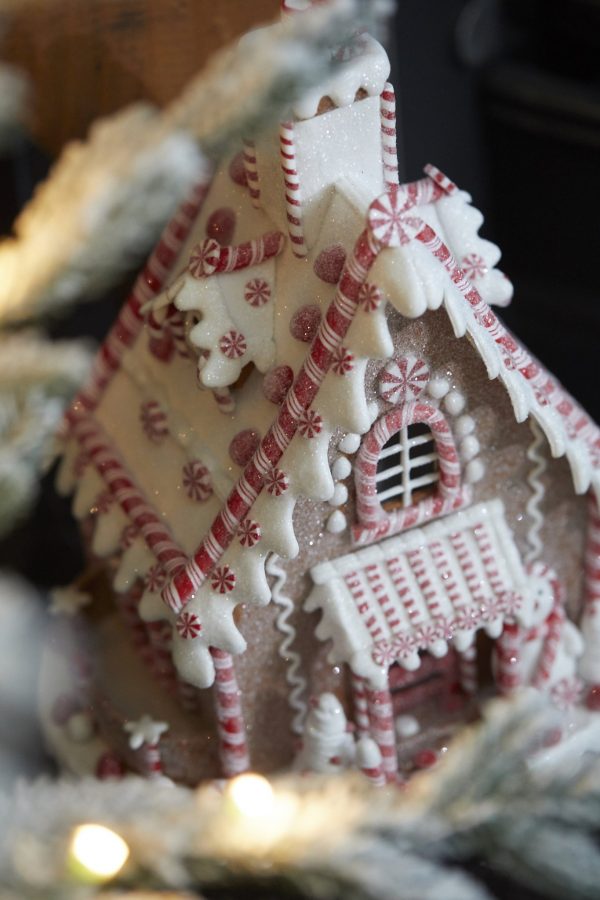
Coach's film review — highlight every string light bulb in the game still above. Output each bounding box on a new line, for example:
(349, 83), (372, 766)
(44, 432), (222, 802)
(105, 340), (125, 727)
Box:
(226, 773), (275, 819)
(69, 823), (130, 882)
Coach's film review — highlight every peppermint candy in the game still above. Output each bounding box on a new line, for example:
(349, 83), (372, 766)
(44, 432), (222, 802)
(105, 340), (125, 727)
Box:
(244, 278), (271, 308)
(188, 238), (221, 277)
(331, 346), (354, 376)
(144, 564), (167, 594)
(219, 330), (247, 359)
(182, 460), (212, 502)
(238, 518), (261, 547)
(211, 566), (236, 594)
(298, 409), (323, 439)
(378, 356), (429, 405)
(358, 282), (383, 313)
(368, 189), (414, 247)
(265, 467), (289, 496)
(177, 611), (202, 640)
(461, 253), (487, 280)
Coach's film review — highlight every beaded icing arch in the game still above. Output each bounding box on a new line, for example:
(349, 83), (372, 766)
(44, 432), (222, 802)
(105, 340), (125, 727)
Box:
(353, 402), (465, 544)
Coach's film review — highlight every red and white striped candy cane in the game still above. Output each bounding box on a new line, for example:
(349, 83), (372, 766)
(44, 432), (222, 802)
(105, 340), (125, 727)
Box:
(458, 644), (478, 695)
(365, 684), (398, 780)
(532, 607), (566, 689)
(242, 139), (261, 207)
(163, 223), (381, 613)
(144, 741), (165, 779)
(211, 648), (250, 777)
(351, 673), (371, 737)
(380, 82), (399, 190)
(64, 178), (210, 428)
(494, 622), (522, 694)
(280, 121), (307, 257)
(212, 386), (236, 415)
(584, 490), (600, 608)
(189, 231), (285, 277)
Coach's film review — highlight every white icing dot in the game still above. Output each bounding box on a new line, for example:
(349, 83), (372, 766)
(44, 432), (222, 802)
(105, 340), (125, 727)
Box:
(66, 711), (95, 743)
(329, 483), (349, 507)
(444, 390), (466, 415)
(332, 457), (352, 480)
(460, 435), (480, 460)
(465, 458), (485, 483)
(428, 377), (450, 399)
(339, 432), (361, 454)
(396, 715), (420, 738)
(455, 414), (475, 437)
(326, 510), (347, 533)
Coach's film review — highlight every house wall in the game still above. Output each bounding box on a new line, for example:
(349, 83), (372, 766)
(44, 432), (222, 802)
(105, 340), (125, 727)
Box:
(234, 301), (588, 756)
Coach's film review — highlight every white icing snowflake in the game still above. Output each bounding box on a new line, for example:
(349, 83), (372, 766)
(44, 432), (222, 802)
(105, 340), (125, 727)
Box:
(124, 715), (169, 749)
(49, 586), (92, 617)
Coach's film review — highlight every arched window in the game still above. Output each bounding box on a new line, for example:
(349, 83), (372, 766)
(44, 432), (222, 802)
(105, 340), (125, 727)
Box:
(353, 402), (468, 545)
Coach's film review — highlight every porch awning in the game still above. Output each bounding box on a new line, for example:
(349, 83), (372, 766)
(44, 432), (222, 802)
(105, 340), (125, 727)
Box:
(305, 499), (528, 688)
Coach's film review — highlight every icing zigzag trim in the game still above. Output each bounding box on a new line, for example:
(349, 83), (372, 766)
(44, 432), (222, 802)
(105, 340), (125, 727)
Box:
(267, 553), (308, 735)
(525, 419), (546, 564)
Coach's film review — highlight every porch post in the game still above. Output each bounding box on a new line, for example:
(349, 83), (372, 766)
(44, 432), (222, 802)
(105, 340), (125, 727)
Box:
(210, 648), (251, 777)
(365, 681), (398, 781)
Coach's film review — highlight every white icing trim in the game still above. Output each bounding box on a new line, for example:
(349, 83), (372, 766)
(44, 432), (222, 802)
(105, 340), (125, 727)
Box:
(266, 554), (308, 735)
(524, 419), (546, 564)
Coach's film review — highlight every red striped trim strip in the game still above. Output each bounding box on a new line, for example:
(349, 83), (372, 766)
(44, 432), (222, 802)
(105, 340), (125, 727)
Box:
(280, 121), (307, 257)
(380, 82), (399, 189)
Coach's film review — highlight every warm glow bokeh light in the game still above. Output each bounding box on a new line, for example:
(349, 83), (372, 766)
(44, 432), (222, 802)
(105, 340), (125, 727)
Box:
(227, 773), (275, 818)
(70, 823), (130, 880)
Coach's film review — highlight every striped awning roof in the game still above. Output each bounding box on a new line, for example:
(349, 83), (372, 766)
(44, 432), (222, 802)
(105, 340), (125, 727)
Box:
(305, 499), (528, 688)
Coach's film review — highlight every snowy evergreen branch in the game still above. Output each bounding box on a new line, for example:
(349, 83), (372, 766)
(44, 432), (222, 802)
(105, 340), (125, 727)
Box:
(0, 331), (91, 535)
(0, 0), (393, 325)
(1, 694), (599, 899)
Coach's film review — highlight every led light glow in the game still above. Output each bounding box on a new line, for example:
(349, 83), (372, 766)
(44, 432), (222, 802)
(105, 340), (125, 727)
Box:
(226, 773), (275, 819)
(70, 823), (130, 880)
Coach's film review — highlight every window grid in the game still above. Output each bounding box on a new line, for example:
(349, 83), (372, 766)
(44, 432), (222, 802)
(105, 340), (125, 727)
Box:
(375, 425), (438, 507)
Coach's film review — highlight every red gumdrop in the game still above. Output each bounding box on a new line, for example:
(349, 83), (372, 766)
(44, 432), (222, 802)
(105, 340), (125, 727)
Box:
(586, 685), (600, 711)
(206, 207), (236, 246)
(289, 305), (322, 342)
(263, 365), (294, 404)
(96, 751), (126, 780)
(229, 429), (261, 466)
(229, 151), (248, 187)
(313, 243), (346, 284)
(51, 693), (81, 726)
(414, 748), (438, 769)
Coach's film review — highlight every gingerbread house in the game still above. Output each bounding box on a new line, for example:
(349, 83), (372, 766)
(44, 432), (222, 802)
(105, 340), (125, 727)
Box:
(46, 7), (600, 785)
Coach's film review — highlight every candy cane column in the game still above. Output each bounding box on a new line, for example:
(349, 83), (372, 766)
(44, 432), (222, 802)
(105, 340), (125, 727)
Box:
(211, 648), (250, 776)
(580, 488), (600, 686)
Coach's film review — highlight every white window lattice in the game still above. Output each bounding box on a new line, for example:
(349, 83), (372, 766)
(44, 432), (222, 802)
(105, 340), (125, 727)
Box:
(375, 422), (438, 507)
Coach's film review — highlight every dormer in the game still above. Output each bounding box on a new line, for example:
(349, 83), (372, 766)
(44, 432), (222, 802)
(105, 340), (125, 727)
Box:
(248, 7), (394, 253)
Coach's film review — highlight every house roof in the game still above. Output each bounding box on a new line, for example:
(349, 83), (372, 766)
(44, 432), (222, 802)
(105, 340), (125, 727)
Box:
(57, 36), (600, 690)
(305, 499), (527, 688)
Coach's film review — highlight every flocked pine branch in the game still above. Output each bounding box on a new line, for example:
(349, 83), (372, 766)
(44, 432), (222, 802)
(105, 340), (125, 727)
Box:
(0, 331), (91, 536)
(0, 0), (393, 325)
(1, 694), (599, 900)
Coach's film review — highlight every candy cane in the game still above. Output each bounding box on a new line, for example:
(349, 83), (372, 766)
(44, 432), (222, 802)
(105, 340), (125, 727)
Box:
(584, 489), (600, 607)
(494, 622), (522, 693)
(163, 223), (381, 612)
(189, 230), (285, 277)
(458, 644), (478, 695)
(380, 82), (399, 189)
(351, 673), (371, 736)
(532, 607), (565, 689)
(242, 138), (261, 207)
(64, 177), (210, 428)
(365, 685), (398, 781)
(211, 648), (251, 776)
(280, 121), (307, 257)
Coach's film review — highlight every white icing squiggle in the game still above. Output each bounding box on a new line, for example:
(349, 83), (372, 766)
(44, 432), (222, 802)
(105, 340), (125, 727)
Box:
(266, 553), (308, 735)
(525, 419), (546, 564)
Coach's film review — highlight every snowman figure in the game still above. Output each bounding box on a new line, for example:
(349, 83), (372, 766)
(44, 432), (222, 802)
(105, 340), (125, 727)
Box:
(295, 693), (356, 774)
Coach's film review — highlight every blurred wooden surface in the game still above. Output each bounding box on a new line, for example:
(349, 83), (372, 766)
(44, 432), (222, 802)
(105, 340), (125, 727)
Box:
(2, 0), (279, 154)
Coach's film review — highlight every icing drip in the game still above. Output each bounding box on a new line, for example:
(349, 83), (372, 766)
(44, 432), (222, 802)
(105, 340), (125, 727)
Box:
(525, 419), (546, 564)
(266, 554), (308, 735)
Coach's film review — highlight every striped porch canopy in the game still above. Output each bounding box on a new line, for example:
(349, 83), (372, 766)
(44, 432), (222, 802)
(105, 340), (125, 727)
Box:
(305, 499), (528, 688)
